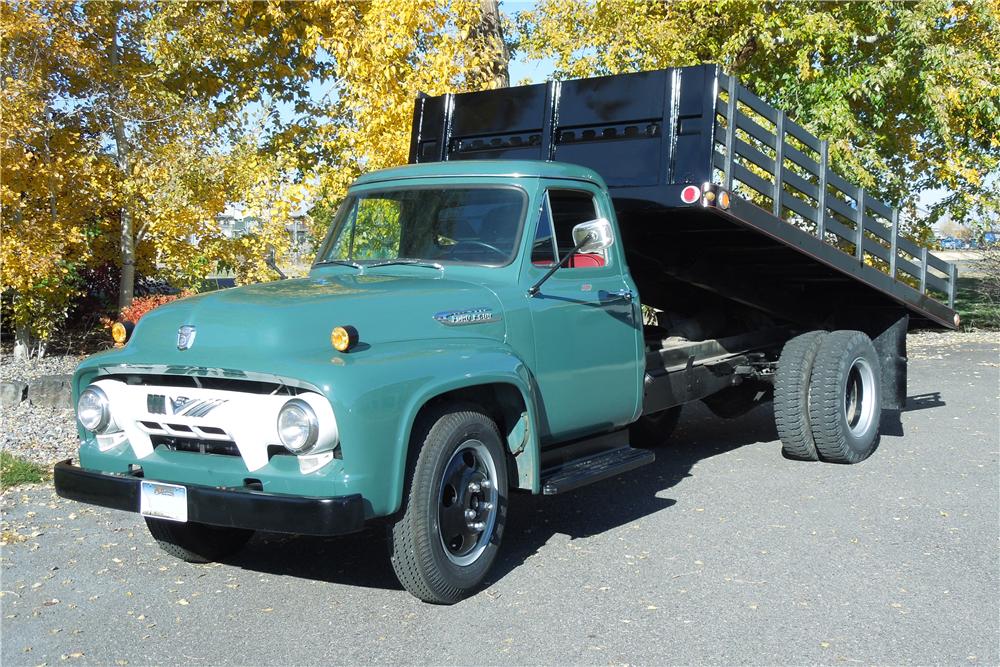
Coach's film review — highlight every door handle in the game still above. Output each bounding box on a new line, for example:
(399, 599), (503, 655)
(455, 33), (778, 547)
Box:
(612, 289), (633, 302)
(601, 288), (633, 303)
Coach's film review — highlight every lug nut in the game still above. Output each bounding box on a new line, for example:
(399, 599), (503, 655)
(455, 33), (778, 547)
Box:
(480, 479), (491, 490)
(464, 509), (476, 521)
(468, 481), (481, 493)
(470, 521), (485, 532)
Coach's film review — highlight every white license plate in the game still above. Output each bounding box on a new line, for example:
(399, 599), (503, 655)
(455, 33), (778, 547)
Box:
(139, 481), (188, 523)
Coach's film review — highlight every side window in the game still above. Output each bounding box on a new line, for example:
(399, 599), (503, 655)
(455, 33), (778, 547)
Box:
(530, 197), (558, 266)
(547, 189), (606, 268)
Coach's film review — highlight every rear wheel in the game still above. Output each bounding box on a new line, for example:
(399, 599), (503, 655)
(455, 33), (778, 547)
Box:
(145, 518), (253, 563)
(630, 405), (682, 448)
(807, 330), (882, 464)
(388, 407), (508, 604)
(774, 331), (828, 461)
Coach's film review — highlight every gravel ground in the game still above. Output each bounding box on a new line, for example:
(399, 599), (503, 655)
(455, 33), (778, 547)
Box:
(1, 334), (997, 665)
(1, 353), (86, 467)
(0, 353), (87, 384)
(908, 329), (998, 347)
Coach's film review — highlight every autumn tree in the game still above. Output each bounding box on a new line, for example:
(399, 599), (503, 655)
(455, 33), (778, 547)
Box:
(309, 0), (512, 235)
(2, 1), (326, 356)
(514, 0), (1000, 231)
(1, 1), (115, 357)
(3, 0), (511, 356)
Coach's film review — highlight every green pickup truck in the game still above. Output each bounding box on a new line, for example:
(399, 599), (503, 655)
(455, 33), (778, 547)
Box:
(55, 66), (958, 604)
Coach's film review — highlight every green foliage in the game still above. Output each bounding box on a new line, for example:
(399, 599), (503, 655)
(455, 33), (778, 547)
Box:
(0, 452), (50, 489)
(325, 197), (403, 261)
(955, 276), (1000, 330)
(515, 1), (1000, 230)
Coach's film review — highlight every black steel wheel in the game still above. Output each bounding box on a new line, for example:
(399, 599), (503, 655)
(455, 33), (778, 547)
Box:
(388, 406), (508, 604)
(774, 331), (828, 461)
(145, 518), (253, 563)
(807, 330), (882, 464)
(630, 405), (682, 448)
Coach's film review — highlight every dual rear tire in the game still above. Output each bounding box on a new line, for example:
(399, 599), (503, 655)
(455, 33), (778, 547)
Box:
(774, 330), (881, 464)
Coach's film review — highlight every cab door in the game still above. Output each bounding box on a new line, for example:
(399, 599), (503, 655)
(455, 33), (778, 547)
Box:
(525, 185), (643, 443)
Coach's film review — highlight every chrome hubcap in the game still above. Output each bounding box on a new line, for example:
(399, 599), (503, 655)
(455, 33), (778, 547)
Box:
(845, 357), (876, 437)
(438, 440), (498, 566)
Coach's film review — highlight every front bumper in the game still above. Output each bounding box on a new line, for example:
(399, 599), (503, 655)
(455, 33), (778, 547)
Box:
(53, 460), (366, 536)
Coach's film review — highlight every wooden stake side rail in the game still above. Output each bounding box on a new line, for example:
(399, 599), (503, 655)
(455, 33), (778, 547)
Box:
(714, 71), (956, 308)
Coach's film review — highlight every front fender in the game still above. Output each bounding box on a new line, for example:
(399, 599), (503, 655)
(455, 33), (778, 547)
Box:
(328, 339), (542, 515)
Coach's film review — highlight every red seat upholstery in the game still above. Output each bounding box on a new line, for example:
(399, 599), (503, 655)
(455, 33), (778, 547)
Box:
(567, 253), (605, 268)
(532, 254), (605, 268)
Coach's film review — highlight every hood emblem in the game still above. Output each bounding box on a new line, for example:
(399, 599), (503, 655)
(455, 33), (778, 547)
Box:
(177, 325), (197, 350)
(434, 307), (500, 326)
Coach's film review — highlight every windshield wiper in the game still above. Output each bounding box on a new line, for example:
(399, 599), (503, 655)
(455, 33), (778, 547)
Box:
(367, 259), (444, 271)
(315, 259), (365, 273)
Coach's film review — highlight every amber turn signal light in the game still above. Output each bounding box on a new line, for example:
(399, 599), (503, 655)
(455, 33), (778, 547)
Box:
(111, 321), (133, 346)
(331, 325), (359, 352)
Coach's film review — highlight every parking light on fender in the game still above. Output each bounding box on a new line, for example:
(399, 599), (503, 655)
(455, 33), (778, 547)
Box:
(331, 325), (359, 352)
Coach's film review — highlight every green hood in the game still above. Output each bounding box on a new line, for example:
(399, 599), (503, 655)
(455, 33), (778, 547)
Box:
(121, 274), (505, 366)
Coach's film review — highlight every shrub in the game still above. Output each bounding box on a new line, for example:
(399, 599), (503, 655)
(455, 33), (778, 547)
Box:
(118, 290), (194, 325)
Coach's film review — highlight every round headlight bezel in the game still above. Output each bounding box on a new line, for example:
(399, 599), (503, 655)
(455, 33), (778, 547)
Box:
(276, 398), (319, 454)
(78, 385), (113, 433)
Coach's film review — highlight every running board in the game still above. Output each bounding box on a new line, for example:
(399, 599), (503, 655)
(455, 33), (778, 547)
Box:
(541, 446), (655, 495)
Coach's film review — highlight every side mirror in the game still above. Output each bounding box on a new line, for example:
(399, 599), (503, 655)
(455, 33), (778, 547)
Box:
(571, 218), (614, 254)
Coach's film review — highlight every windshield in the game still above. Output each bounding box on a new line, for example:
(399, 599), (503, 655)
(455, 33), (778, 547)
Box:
(316, 186), (527, 267)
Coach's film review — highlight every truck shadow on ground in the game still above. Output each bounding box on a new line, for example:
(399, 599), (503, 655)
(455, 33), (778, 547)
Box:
(879, 392), (946, 437)
(228, 392), (946, 591)
(226, 402), (780, 592)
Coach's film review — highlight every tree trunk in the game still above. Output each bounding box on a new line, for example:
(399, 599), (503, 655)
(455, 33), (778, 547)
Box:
(109, 9), (135, 309)
(476, 0), (511, 88)
(118, 209), (136, 309)
(13, 325), (33, 360)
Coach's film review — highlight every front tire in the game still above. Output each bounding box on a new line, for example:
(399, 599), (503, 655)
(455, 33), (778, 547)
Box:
(807, 330), (882, 464)
(145, 518), (253, 563)
(388, 407), (508, 604)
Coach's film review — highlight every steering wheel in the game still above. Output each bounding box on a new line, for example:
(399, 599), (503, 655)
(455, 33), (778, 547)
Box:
(450, 240), (507, 259)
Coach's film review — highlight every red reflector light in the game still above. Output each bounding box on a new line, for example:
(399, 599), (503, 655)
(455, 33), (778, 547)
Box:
(680, 185), (700, 204)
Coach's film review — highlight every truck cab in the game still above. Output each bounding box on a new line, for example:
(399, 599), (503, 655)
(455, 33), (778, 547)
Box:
(55, 160), (654, 604)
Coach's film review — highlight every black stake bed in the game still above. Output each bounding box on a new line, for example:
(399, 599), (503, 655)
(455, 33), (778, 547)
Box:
(410, 65), (957, 330)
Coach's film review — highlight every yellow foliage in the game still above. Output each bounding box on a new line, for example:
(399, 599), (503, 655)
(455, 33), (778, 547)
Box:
(1, 0), (510, 351)
(311, 0), (510, 220)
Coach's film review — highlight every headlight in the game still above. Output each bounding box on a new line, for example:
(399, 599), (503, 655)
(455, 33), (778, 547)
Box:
(277, 398), (319, 454)
(78, 385), (114, 433)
